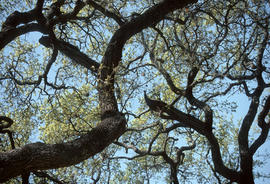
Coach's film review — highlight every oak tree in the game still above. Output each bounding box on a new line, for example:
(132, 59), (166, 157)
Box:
(0, 0), (269, 183)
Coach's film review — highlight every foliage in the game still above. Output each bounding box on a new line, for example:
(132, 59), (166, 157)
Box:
(0, 0), (269, 183)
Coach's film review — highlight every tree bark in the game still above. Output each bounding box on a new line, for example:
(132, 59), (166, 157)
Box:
(0, 0), (198, 182)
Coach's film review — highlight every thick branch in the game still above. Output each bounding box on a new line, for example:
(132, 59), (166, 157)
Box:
(238, 58), (265, 160)
(0, 0), (197, 182)
(1, 0), (44, 31)
(250, 95), (270, 155)
(185, 67), (213, 127)
(205, 133), (239, 182)
(99, 0), (199, 80)
(97, 0), (198, 114)
(0, 116), (14, 129)
(144, 86), (239, 181)
(237, 78), (264, 184)
(0, 113), (126, 182)
(0, 23), (48, 50)
(51, 0), (86, 25)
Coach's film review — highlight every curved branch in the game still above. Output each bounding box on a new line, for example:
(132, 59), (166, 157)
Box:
(0, 23), (48, 50)
(97, 0), (198, 115)
(0, 113), (126, 183)
(50, 0), (86, 25)
(0, 0), (198, 182)
(142, 81), (240, 182)
(250, 95), (270, 155)
(185, 67), (213, 127)
(1, 0), (44, 31)
(205, 133), (239, 182)
(237, 20), (268, 181)
(0, 116), (14, 129)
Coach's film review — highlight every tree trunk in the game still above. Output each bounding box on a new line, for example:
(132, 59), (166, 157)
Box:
(239, 155), (254, 184)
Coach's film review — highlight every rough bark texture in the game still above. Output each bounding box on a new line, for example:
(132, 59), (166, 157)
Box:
(0, 114), (126, 182)
(1, 0), (268, 183)
(0, 0), (198, 182)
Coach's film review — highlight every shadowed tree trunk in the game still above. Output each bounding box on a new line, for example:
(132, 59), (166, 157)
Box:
(0, 0), (198, 182)
(0, 0), (269, 183)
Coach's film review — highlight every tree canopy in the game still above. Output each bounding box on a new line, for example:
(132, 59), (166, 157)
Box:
(0, 0), (269, 183)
